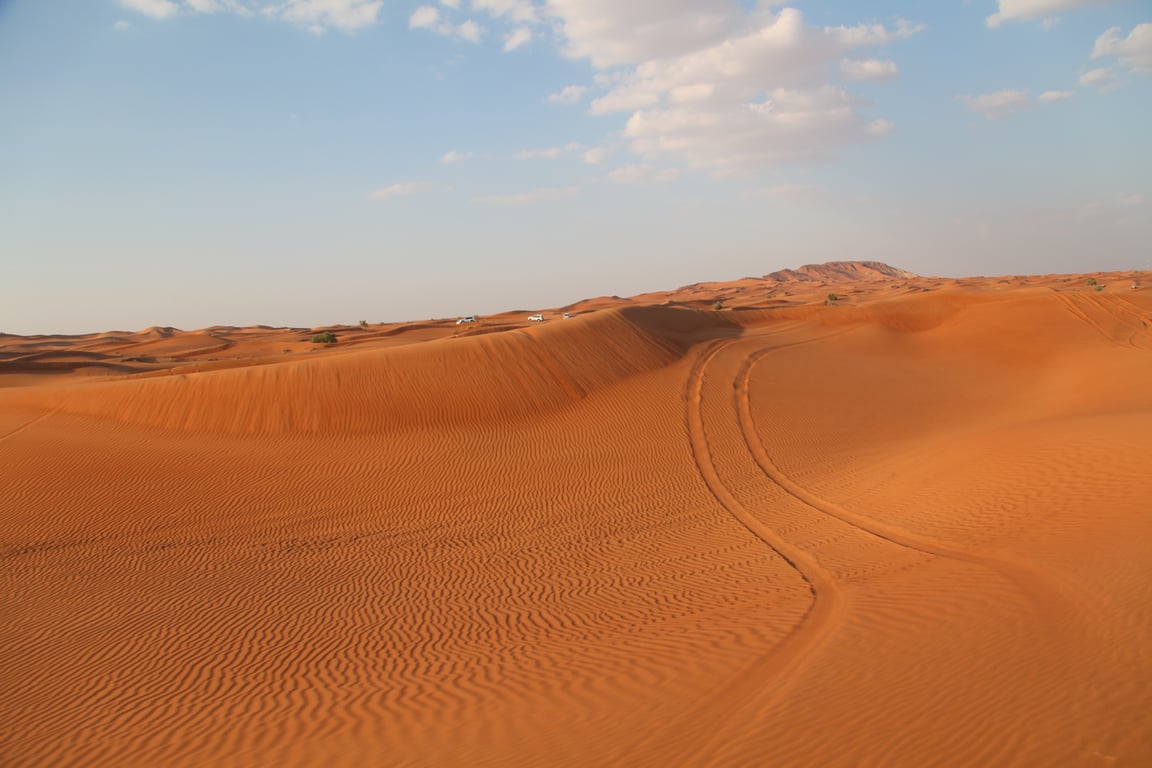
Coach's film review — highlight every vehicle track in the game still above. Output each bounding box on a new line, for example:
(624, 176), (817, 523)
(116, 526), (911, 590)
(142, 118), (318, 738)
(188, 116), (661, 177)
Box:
(734, 335), (1079, 624)
(1048, 290), (1147, 350)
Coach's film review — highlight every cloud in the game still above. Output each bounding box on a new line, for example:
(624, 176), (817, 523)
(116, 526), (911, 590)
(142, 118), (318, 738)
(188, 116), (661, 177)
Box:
(440, 150), (473, 164)
(472, 0), (538, 24)
(1037, 90), (1074, 103)
(503, 27), (532, 51)
(116, 0), (383, 32)
(1079, 67), (1120, 90)
(840, 59), (900, 82)
(515, 143), (582, 160)
(113, 20), (133, 30)
(562, 7), (917, 173)
(607, 164), (681, 184)
(582, 146), (613, 165)
(278, 0), (382, 32)
(118, 0), (180, 18)
(409, 6), (484, 42)
(1093, 24), (1152, 74)
(475, 186), (579, 205)
(959, 89), (1031, 119)
(985, 0), (1120, 29)
(367, 183), (429, 200)
(547, 85), (588, 105)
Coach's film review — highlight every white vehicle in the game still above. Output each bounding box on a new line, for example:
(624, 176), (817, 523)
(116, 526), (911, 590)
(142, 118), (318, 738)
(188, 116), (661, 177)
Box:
(562, 313), (572, 319)
(456, 316), (477, 325)
(528, 314), (545, 322)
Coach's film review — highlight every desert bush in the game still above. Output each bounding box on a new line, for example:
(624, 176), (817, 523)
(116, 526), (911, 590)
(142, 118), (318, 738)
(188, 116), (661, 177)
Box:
(1094, 284), (1105, 292)
(712, 300), (724, 310)
(826, 293), (840, 304)
(359, 320), (367, 327)
(311, 331), (338, 344)
(1087, 278), (1098, 286)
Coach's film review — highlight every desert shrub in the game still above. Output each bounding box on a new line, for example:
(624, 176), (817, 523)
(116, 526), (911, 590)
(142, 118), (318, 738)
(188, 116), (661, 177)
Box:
(1087, 278), (1098, 286)
(311, 331), (338, 344)
(1094, 284), (1105, 292)
(359, 320), (367, 327)
(712, 300), (724, 310)
(826, 293), (840, 304)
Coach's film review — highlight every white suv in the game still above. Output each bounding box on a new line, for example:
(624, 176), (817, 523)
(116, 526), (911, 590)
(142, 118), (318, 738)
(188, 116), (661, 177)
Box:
(528, 314), (544, 322)
(456, 316), (477, 325)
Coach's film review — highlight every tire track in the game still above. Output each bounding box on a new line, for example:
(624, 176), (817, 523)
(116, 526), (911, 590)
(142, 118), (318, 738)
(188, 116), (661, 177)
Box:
(613, 336), (848, 766)
(1048, 290), (1130, 348)
(1085, 293), (1152, 350)
(734, 331), (1083, 629)
(0, 402), (65, 444)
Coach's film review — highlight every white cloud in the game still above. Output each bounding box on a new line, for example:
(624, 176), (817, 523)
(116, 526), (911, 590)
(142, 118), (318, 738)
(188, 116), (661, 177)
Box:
(959, 89), (1031, 120)
(546, 0), (739, 68)
(515, 143), (582, 160)
(564, 8), (916, 172)
(185, 0), (224, 12)
(1037, 90), (1074, 103)
(410, 5), (483, 42)
(1093, 24), (1152, 74)
(440, 0), (459, 8)
(113, 19), (133, 30)
(1079, 67), (1120, 90)
(440, 150), (473, 164)
(472, 0), (538, 24)
(985, 0), (1120, 29)
(368, 183), (428, 200)
(547, 84), (588, 105)
(278, 0), (382, 32)
(409, 5), (440, 28)
(607, 164), (681, 184)
(117, 0), (382, 31)
(840, 59), (900, 82)
(503, 27), (532, 51)
(582, 146), (613, 165)
(475, 186), (579, 205)
(118, 0), (180, 18)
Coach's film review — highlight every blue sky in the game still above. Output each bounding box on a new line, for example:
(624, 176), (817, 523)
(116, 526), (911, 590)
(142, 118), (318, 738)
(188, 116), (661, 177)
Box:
(1, 0), (1149, 334)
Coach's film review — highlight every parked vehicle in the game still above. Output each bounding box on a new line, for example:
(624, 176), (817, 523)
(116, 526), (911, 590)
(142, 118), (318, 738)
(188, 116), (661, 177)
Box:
(528, 314), (545, 322)
(562, 313), (572, 319)
(456, 316), (477, 325)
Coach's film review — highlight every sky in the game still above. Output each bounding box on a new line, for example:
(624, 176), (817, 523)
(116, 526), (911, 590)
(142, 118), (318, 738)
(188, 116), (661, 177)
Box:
(1, 0), (1150, 334)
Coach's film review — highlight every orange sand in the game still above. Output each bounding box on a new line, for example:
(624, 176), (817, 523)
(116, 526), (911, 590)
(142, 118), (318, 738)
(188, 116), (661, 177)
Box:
(3, 263), (1151, 766)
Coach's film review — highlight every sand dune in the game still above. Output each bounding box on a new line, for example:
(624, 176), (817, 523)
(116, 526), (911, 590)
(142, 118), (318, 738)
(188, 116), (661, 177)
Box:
(2, 266), (1151, 766)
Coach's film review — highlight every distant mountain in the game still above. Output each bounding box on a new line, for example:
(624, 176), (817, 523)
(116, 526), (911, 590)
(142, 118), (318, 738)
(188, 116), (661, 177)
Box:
(764, 261), (919, 283)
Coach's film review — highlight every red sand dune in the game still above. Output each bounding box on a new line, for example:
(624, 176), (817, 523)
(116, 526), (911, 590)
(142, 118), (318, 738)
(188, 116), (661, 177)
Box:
(3, 264), (1151, 766)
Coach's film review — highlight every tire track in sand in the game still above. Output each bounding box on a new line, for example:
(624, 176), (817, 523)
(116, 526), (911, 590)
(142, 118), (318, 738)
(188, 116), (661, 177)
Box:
(1048, 290), (1139, 350)
(612, 335), (848, 765)
(733, 333), (1083, 629)
(0, 402), (65, 444)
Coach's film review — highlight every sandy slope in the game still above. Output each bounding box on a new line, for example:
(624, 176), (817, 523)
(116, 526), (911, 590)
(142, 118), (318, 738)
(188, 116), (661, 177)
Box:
(2, 267), (1151, 766)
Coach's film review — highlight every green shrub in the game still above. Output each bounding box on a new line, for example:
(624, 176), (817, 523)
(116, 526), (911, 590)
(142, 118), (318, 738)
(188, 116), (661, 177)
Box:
(311, 331), (338, 344)
(826, 293), (840, 304)
(712, 300), (724, 310)
(1094, 284), (1105, 292)
(1087, 278), (1098, 286)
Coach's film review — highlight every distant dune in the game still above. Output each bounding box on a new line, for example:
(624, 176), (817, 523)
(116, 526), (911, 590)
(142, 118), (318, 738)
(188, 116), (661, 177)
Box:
(3, 263), (1151, 766)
